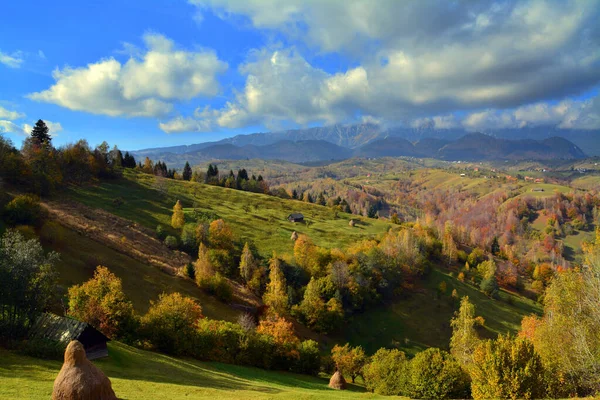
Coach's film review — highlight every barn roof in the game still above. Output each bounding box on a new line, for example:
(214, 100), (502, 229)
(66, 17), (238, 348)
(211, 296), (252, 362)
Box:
(29, 313), (109, 344)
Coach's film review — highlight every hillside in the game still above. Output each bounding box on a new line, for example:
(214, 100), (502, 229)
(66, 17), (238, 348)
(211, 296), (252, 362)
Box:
(0, 342), (389, 400)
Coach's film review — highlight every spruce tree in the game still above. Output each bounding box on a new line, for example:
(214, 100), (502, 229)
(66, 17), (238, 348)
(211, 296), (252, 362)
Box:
(30, 119), (52, 145)
(182, 162), (192, 181)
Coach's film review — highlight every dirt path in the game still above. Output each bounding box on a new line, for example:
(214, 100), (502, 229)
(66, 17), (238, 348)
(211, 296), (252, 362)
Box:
(41, 198), (262, 308)
(41, 199), (191, 274)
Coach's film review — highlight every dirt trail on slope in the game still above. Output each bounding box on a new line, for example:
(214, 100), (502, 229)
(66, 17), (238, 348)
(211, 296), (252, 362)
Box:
(41, 198), (262, 308)
(41, 199), (191, 274)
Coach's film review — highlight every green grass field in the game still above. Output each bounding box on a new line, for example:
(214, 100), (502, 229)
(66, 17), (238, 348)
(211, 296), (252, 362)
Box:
(0, 342), (394, 400)
(338, 268), (541, 356)
(65, 170), (391, 259)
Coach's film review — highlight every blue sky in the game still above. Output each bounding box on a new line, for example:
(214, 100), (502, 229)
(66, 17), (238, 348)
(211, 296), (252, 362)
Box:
(1, 0), (599, 150)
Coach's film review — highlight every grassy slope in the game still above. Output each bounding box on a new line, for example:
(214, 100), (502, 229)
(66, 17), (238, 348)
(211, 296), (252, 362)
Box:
(0, 342), (392, 400)
(65, 170), (391, 259)
(40, 223), (239, 319)
(340, 269), (541, 356)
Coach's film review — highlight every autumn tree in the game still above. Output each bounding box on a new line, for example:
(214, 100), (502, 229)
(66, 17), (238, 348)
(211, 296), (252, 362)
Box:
(450, 296), (482, 370)
(524, 229), (600, 395)
(208, 219), (234, 250)
(470, 335), (546, 400)
(239, 242), (257, 283)
(256, 316), (299, 347)
(68, 266), (137, 339)
(141, 292), (203, 355)
(263, 255), (288, 315)
(331, 343), (367, 383)
(171, 200), (185, 229)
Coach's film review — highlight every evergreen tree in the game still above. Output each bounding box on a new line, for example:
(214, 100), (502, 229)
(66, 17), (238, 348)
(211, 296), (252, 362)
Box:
(292, 189), (298, 199)
(490, 236), (500, 255)
(317, 192), (326, 206)
(30, 119), (52, 145)
(182, 162), (192, 181)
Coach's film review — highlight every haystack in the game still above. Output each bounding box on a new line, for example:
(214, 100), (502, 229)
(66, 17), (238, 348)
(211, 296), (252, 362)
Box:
(290, 231), (299, 241)
(52, 340), (117, 400)
(328, 370), (346, 390)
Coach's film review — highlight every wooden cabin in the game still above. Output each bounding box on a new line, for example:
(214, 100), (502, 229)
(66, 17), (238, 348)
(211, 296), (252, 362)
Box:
(287, 213), (305, 223)
(29, 313), (109, 360)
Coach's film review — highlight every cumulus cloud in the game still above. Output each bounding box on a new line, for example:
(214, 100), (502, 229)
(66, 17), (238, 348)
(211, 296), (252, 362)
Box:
(186, 0), (600, 128)
(28, 33), (227, 117)
(0, 50), (23, 68)
(0, 119), (63, 136)
(419, 95), (600, 131)
(159, 116), (213, 133)
(0, 106), (25, 121)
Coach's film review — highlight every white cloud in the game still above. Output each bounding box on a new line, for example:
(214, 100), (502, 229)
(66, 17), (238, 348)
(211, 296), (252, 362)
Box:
(159, 116), (212, 133)
(0, 50), (23, 68)
(188, 0), (600, 126)
(0, 119), (63, 136)
(0, 106), (25, 121)
(418, 95), (600, 131)
(28, 33), (227, 117)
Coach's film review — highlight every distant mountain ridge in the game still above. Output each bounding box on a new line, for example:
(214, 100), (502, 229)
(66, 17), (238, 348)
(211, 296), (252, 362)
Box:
(132, 131), (587, 167)
(134, 123), (599, 160)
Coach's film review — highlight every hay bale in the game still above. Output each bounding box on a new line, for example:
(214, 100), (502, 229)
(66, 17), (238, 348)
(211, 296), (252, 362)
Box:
(52, 340), (117, 400)
(349, 219), (356, 227)
(328, 370), (347, 390)
(290, 231), (299, 241)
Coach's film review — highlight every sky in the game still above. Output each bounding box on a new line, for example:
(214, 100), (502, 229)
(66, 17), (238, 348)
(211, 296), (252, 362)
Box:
(0, 0), (599, 150)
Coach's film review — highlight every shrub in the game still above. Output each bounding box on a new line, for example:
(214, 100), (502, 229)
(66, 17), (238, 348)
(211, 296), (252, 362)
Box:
(331, 343), (367, 383)
(363, 348), (410, 395)
(293, 340), (321, 375)
(141, 292), (203, 355)
(408, 348), (470, 399)
(164, 235), (178, 249)
(480, 275), (499, 298)
(20, 338), (65, 361)
(180, 224), (198, 254)
(3, 194), (44, 226)
(156, 224), (167, 240)
(471, 335), (546, 400)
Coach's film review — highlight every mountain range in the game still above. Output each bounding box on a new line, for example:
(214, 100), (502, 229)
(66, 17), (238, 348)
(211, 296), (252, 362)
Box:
(132, 124), (591, 167)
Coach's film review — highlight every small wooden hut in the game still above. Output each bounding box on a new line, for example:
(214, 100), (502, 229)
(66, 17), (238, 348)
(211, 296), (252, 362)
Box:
(29, 313), (110, 360)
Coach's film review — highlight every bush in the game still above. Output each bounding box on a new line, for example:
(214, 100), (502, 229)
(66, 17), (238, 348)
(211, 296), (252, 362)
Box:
(480, 276), (499, 298)
(19, 338), (65, 361)
(293, 340), (321, 375)
(164, 235), (178, 249)
(408, 348), (470, 399)
(141, 292), (203, 355)
(180, 224), (198, 254)
(156, 224), (167, 240)
(3, 194), (44, 226)
(363, 348), (410, 395)
(471, 335), (546, 400)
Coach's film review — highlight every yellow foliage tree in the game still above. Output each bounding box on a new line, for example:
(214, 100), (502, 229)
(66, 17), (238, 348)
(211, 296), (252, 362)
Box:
(171, 200), (185, 229)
